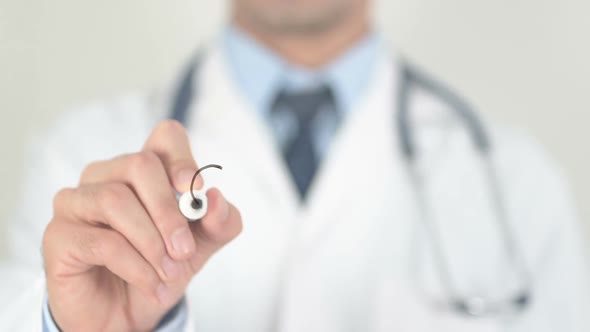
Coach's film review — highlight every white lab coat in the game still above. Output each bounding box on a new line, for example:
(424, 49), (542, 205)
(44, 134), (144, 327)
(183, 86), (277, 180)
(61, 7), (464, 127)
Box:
(1, 42), (589, 332)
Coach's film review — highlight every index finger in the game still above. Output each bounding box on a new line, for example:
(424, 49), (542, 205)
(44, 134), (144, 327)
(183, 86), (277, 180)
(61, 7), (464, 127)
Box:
(143, 120), (203, 192)
(142, 120), (202, 261)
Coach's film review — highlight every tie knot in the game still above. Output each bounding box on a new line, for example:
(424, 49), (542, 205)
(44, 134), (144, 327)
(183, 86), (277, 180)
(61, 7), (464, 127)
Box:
(272, 84), (336, 126)
(270, 84), (338, 199)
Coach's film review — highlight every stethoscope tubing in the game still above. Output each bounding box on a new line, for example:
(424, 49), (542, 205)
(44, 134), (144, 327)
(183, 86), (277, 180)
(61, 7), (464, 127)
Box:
(170, 51), (532, 317)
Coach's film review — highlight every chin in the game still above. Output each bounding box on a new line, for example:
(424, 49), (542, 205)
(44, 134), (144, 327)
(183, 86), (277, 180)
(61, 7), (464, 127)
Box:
(236, 0), (357, 34)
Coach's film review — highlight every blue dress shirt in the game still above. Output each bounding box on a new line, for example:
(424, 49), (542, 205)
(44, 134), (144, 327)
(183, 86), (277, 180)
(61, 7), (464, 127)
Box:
(43, 25), (379, 332)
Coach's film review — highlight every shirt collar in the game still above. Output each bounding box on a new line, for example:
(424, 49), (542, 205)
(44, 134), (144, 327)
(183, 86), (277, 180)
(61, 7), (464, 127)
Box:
(223, 25), (379, 115)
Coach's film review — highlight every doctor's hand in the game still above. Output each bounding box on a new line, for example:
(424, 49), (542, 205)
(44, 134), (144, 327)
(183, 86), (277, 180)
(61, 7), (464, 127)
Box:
(42, 120), (242, 332)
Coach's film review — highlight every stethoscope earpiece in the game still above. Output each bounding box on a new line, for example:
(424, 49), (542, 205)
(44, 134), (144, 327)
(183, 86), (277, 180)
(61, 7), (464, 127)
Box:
(177, 164), (223, 222)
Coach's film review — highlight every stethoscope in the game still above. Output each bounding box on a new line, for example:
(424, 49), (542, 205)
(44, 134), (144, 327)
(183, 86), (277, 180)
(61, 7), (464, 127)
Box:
(169, 53), (533, 318)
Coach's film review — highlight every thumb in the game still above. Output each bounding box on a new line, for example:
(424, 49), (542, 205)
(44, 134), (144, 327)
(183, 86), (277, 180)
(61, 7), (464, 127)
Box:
(189, 188), (242, 261)
(161, 189), (241, 316)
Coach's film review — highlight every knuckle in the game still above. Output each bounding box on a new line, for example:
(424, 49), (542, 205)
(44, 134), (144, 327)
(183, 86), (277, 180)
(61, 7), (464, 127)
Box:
(138, 231), (166, 259)
(95, 231), (129, 261)
(42, 220), (59, 256)
(76, 229), (102, 259)
(156, 205), (181, 224)
(52, 187), (75, 214)
(137, 265), (160, 289)
(99, 233), (122, 258)
(97, 183), (132, 211)
(126, 151), (160, 176)
(79, 161), (100, 183)
(42, 221), (62, 274)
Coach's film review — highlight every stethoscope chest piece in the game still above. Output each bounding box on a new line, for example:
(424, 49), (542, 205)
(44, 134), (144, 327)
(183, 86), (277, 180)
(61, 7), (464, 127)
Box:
(178, 190), (208, 222)
(176, 163), (223, 222)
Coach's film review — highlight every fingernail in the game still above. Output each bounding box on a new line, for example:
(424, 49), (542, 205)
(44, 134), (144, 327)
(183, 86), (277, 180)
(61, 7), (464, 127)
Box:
(176, 168), (201, 190)
(161, 255), (181, 280)
(171, 228), (195, 256)
(157, 283), (173, 305)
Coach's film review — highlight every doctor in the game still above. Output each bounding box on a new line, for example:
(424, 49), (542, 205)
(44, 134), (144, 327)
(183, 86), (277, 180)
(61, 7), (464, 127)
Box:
(1, 0), (589, 331)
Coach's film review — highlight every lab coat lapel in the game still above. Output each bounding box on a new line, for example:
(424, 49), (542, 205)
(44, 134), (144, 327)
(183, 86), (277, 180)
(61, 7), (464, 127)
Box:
(277, 52), (423, 331)
(291, 52), (407, 255)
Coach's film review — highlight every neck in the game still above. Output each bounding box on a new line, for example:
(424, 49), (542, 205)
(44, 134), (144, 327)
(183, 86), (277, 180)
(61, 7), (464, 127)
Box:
(233, 8), (369, 68)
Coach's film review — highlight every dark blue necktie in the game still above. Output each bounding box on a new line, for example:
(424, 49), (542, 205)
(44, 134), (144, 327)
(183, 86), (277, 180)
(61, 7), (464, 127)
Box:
(271, 85), (336, 200)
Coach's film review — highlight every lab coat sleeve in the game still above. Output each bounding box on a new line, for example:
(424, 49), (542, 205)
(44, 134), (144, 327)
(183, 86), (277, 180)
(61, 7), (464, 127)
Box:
(42, 294), (189, 332)
(496, 129), (590, 332)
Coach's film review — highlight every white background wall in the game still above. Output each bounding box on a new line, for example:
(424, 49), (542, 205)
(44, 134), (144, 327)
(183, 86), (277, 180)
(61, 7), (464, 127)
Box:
(1, 0), (589, 256)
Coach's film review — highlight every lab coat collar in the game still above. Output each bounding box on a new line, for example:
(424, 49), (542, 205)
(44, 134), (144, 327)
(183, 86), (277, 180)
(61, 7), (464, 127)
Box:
(290, 48), (404, 253)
